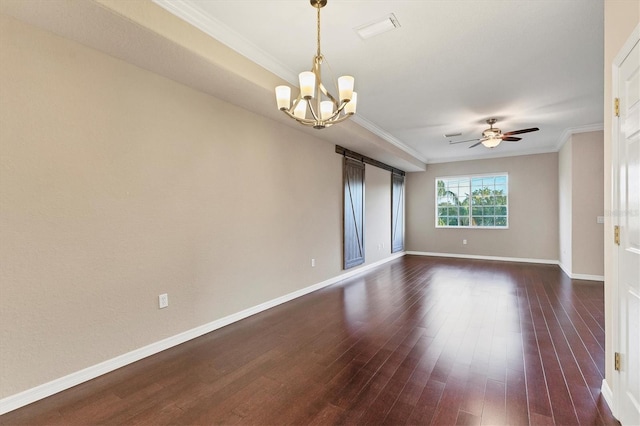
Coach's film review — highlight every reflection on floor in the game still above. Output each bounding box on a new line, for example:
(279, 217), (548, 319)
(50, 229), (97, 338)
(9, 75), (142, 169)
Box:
(0, 255), (618, 425)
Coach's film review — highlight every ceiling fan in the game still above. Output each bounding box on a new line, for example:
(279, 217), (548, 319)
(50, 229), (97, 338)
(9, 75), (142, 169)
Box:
(450, 118), (539, 149)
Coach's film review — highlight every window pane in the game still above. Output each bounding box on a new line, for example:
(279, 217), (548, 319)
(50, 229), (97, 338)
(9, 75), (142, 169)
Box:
(436, 174), (507, 228)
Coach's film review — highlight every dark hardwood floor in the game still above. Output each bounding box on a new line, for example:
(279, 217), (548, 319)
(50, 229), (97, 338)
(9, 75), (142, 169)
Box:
(0, 256), (618, 425)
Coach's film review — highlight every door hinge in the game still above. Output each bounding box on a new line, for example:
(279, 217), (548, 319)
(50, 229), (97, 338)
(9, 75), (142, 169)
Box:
(614, 98), (620, 117)
(615, 352), (621, 371)
(614, 225), (620, 245)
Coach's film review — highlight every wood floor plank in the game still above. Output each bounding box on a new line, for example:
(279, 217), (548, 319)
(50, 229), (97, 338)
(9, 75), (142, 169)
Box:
(0, 256), (619, 426)
(505, 367), (529, 425)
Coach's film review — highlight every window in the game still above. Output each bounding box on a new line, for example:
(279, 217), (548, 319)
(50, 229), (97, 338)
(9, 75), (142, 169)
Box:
(436, 174), (508, 228)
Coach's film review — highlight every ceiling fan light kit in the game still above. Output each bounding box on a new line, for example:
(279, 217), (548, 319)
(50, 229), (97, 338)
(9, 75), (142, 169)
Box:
(480, 118), (502, 148)
(450, 118), (539, 149)
(274, 0), (357, 129)
(482, 137), (502, 148)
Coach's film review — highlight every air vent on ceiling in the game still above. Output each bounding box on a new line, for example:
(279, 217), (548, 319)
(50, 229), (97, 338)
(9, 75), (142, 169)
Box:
(355, 14), (400, 40)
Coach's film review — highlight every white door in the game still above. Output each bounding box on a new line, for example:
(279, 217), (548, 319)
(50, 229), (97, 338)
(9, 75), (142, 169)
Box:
(614, 30), (640, 426)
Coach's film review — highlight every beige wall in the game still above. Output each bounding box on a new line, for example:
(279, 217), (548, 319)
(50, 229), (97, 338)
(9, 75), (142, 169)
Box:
(603, 0), (639, 396)
(559, 138), (573, 271)
(365, 166), (393, 263)
(406, 153), (559, 261)
(572, 131), (605, 276)
(0, 14), (400, 399)
(559, 131), (605, 277)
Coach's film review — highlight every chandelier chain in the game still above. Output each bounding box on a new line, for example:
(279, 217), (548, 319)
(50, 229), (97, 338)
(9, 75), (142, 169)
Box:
(316, 5), (321, 58)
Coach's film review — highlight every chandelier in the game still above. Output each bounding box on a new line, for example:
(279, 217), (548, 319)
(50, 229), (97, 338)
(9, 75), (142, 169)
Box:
(275, 0), (357, 129)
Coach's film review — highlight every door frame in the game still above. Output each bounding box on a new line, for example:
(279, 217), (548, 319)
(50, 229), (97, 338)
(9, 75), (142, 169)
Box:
(610, 23), (640, 420)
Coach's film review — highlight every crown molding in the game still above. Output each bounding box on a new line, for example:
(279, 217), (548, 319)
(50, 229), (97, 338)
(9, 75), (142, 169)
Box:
(152, 0), (295, 82)
(555, 123), (604, 151)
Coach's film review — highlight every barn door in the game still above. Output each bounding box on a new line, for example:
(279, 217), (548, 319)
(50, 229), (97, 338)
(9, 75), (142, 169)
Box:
(391, 172), (405, 253)
(343, 157), (365, 269)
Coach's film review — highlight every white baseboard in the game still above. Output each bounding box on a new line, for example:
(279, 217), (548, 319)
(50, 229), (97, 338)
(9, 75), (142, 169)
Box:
(0, 252), (405, 415)
(558, 261), (572, 277)
(559, 261), (604, 282)
(601, 379), (616, 417)
(405, 251), (559, 265)
(570, 273), (605, 282)
(408, 252), (605, 281)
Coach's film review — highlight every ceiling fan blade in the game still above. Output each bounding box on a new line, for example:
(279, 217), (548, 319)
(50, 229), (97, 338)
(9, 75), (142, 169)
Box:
(503, 127), (539, 136)
(501, 136), (522, 142)
(449, 138), (480, 145)
(468, 141), (483, 148)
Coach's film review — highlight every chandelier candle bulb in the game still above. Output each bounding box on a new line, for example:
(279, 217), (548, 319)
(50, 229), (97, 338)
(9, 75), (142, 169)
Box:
(294, 100), (307, 119)
(338, 76), (355, 102)
(275, 86), (291, 110)
(320, 101), (334, 119)
(345, 92), (357, 114)
(299, 71), (316, 99)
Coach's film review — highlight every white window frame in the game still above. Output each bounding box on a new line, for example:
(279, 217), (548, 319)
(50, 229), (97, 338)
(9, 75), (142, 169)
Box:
(435, 173), (509, 229)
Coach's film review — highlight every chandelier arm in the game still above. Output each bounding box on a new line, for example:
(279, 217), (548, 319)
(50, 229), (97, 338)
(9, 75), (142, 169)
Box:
(319, 82), (338, 104)
(306, 101), (321, 122)
(296, 120), (319, 127)
(311, 56), (324, 121)
(321, 101), (350, 123)
(280, 108), (317, 126)
(326, 112), (354, 125)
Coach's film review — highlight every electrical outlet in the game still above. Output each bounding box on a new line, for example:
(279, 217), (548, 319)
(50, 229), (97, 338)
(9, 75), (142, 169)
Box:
(463, 239), (467, 245)
(311, 258), (315, 267)
(159, 293), (169, 309)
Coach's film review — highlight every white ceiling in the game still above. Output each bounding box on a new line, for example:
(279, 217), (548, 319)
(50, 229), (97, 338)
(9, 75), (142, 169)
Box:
(1, 0), (604, 168)
(153, 0), (605, 164)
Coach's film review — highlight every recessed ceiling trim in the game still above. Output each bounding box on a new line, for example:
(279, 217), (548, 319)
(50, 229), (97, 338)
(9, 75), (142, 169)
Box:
(427, 146), (559, 164)
(352, 115), (429, 164)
